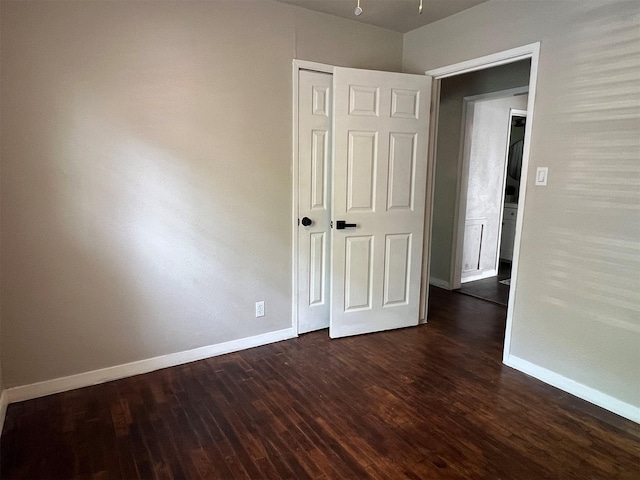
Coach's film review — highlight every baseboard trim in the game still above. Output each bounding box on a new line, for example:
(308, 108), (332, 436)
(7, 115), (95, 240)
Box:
(461, 269), (498, 284)
(5, 327), (297, 404)
(0, 390), (8, 435)
(504, 354), (640, 424)
(429, 277), (451, 290)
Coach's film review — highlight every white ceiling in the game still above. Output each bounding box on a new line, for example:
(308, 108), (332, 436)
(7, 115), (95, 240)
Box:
(275, 0), (489, 34)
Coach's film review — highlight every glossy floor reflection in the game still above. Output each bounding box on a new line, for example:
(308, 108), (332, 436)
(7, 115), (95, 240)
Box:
(1, 287), (638, 479)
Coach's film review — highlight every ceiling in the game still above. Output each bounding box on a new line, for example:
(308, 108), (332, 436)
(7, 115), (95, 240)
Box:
(275, 0), (489, 34)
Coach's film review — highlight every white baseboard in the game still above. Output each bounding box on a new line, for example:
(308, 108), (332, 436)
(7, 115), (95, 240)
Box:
(429, 277), (451, 290)
(504, 354), (640, 424)
(5, 327), (297, 405)
(0, 390), (7, 435)
(461, 269), (497, 284)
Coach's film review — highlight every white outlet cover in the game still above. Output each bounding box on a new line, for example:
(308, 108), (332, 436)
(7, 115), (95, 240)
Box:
(535, 167), (548, 186)
(255, 301), (265, 317)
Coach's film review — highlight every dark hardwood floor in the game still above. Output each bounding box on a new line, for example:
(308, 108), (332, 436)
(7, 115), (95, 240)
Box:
(2, 287), (639, 479)
(457, 261), (511, 306)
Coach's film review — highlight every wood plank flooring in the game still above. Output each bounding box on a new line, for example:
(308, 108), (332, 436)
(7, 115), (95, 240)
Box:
(1, 287), (639, 479)
(457, 261), (511, 306)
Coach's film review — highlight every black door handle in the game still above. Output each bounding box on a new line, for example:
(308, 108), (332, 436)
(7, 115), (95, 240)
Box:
(301, 217), (312, 227)
(335, 220), (357, 230)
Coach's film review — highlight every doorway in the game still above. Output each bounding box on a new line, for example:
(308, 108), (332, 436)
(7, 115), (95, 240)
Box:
(424, 43), (540, 361)
(292, 61), (433, 339)
(456, 95), (528, 305)
(291, 43), (540, 357)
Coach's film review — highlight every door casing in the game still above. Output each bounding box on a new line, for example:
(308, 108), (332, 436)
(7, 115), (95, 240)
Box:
(424, 42), (541, 363)
(497, 108), (527, 263)
(292, 60), (436, 334)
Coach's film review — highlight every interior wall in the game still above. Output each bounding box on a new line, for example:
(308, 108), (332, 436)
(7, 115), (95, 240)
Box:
(0, 137), (2, 394)
(427, 61), (530, 285)
(0, 0), (403, 388)
(404, 0), (640, 410)
(463, 94), (528, 278)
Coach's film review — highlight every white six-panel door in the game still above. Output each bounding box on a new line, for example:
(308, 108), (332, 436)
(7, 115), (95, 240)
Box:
(298, 70), (332, 334)
(330, 67), (432, 338)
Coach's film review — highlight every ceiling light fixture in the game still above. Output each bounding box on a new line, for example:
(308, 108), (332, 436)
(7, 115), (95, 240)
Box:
(354, 0), (362, 16)
(353, 0), (424, 17)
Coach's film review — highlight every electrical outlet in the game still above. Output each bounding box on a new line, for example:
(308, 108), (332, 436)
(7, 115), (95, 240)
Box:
(255, 301), (265, 318)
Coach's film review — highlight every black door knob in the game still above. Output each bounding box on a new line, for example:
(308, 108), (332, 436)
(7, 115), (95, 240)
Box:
(301, 217), (312, 226)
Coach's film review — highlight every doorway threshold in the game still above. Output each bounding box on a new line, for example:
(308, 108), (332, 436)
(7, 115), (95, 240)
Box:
(456, 262), (511, 306)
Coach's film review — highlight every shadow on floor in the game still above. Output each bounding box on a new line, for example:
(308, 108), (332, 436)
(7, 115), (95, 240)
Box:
(456, 261), (511, 306)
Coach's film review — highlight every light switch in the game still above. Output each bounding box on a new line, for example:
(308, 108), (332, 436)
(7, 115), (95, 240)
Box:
(535, 167), (548, 186)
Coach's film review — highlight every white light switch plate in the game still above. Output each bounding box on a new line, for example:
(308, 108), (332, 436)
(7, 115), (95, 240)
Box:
(535, 167), (548, 186)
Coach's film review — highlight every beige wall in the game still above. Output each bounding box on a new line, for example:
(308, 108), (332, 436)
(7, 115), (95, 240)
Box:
(0, 213), (1, 396)
(426, 61), (530, 284)
(0, 0), (402, 387)
(405, 0), (640, 408)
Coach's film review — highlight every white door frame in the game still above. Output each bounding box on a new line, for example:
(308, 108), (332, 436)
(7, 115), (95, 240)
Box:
(497, 108), (527, 264)
(291, 60), (334, 335)
(424, 42), (540, 362)
(452, 87), (529, 289)
(293, 60), (434, 331)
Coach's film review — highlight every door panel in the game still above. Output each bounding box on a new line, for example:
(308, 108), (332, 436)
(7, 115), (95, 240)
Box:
(330, 67), (432, 339)
(344, 236), (374, 312)
(391, 89), (420, 119)
(298, 70), (332, 334)
(347, 132), (377, 211)
(311, 130), (328, 210)
(349, 86), (379, 116)
(309, 232), (326, 306)
(387, 133), (417, 210)
(383, 233), (411, 307)
(312, 85), (329, 116)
